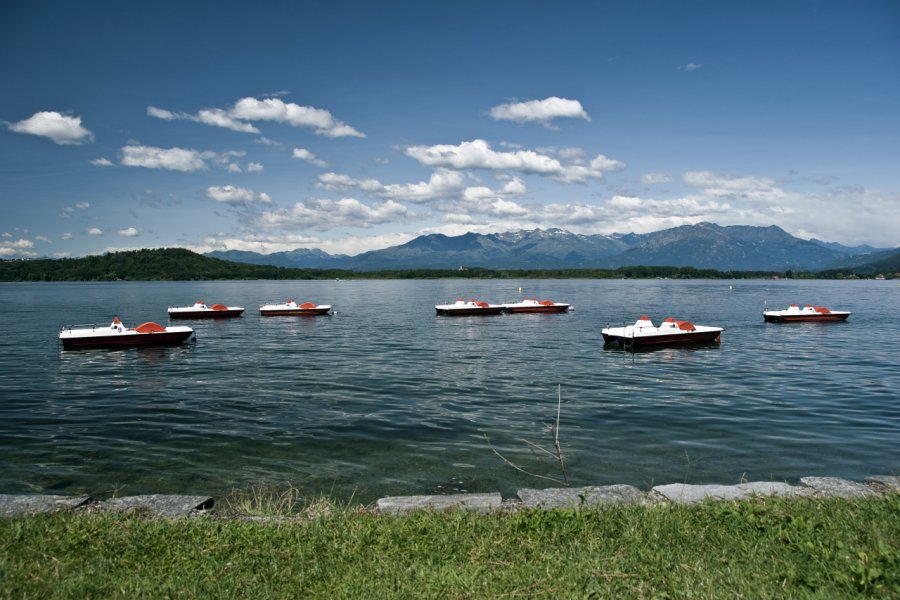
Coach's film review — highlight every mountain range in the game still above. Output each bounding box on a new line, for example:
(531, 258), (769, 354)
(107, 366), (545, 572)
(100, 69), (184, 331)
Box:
(207, 223), (897, 273)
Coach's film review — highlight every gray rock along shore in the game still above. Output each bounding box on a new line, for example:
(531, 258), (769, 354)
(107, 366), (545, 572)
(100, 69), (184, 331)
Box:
(1, 475), (897, 519)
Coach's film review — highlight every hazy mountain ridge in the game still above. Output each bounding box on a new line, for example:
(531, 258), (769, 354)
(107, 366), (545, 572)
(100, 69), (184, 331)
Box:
(204, 224), (895, 272)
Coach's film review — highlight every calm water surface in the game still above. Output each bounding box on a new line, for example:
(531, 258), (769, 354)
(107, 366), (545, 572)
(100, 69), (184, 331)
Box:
(0, 279), (897, 502)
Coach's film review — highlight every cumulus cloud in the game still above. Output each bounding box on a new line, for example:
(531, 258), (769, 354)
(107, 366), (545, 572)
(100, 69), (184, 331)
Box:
(315, 170), (528, 219)
(91, 158), (114, 167)
(196, 108), (260, 133)
(149, 97), (364, 138)
(247, 162), (264, 173)
(501, 177), (527, 195)
(147, 106), (176, 120)
(197, 231), (415, 256)
(9, 111), (94, 145)
(405, 139), (624, 183)
(117, 227), (139, 237)
(381, 170), (468, 202)
(87, 227), (103, 236)
(641, 173), (672, 184)
(60, 202), (91, 218)
(206, 185), (272, 206)
(490, 96), (590, 125)
(255, 198), (409, 231)
(292, 148), (327, 167)
(121, 145), (208, 172)
(61, 232), (73, 240)
(683, 171), (778, 198)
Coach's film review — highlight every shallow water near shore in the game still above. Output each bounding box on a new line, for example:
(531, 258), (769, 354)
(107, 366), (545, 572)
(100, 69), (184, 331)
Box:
(0, 279), (897, 503)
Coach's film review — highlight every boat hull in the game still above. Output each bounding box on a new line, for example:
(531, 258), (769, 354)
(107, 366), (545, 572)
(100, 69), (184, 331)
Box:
(505, 304), (570, 314)
(168, 308), (244, 319)
(763, 312), (850, 323)
(602, 329), (722, 349)
(260, 307), (332, 316)
(435, 306), (505, 316)
(60, 330), (194, 350)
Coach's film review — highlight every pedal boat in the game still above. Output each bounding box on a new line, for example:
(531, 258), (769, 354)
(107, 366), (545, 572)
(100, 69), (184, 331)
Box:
(502, 298), (571, 313)
(59, 317), (194, 349)
(435, 299), (505, 316)
(259, 299), (332, 316)
(168, 301), (244, 318)
(602, 316), (723, 349)
(763, 304), (850, 323)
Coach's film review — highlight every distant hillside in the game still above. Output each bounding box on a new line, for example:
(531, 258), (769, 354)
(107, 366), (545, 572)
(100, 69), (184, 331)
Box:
(821, 247), (900, 276)
(204, 224), (883, 272)
(605, 223), (848, 271)
(206, 248), (345, 269)
(0, 248), (345, 281)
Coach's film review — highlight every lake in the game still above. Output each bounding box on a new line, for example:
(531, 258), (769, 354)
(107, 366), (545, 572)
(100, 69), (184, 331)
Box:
(0, 279), (897, 503)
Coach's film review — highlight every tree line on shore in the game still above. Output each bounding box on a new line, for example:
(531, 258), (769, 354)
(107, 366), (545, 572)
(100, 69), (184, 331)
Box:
(0, 247), (890, 282)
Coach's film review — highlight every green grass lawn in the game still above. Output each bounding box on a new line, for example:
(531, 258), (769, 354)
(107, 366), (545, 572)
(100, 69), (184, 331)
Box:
(1, 495), (897, 598)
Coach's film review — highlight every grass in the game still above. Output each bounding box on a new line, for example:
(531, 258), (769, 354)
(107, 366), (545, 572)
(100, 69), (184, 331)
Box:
(1, 494), (898, 598)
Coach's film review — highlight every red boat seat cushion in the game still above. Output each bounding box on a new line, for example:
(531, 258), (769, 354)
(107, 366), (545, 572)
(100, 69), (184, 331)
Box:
(211, 304), (228, 310)
(299, 302), (317, 309)
(135, 322), (167, 333)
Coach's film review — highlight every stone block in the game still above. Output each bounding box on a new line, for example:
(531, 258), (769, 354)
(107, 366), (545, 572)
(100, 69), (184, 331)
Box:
(0, 494), (91, 518)
(864, 475), (900, 492)
(376, 493), (501, 515)
(799, 477), (875, 498)
(517, 485), (642, 509)
(99, 494), (214, 517)
(652, 482), (801, 504)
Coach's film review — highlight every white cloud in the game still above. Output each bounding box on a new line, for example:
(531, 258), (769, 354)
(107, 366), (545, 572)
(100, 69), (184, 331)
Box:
(121, 145), (207, 172)
(683, 171), (778, 198)
(206, 185), (272, 206)
(405, 139), (624, 183)
(52, 252), (71, 258)
(61, 232), (73, 240)
(152, 97), (365, 138)
(501, 177), (527, 195)
(148, 105), (260, 133)
(196, 108), (260, 133)
(117, 227), (139, 237)
(87, 227), (103, 236)
(641, 173), (672, 184)
(60, 202), (90, 218)
(381, 170), (467, 202)
(147, 106), (176, 120)
(679, 63), (702, 71)
(196, 231), (415, 256)
(9, 111), (94, 145)
(227, 163), (242, 173)
(91, 158), (114, 167)
(490, 97), (590, 125)
(247, 162), (264, 173)
(0, 238), (33, 250)
(255, 198), (409, 231)
(292, 148), (328, 167)
(317, 172), (384, 193)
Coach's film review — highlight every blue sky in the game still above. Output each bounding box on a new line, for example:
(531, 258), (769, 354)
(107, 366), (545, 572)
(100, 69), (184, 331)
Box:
(2, 0), (899, 259)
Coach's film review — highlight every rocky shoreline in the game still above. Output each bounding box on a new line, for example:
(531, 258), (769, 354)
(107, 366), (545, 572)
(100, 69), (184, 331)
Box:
(2, 475), (897, 520)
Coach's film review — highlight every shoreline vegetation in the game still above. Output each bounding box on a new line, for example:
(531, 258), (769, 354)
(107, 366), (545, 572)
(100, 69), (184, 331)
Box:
(0, 248), (894, 282)
(1, 492), (897, 597)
